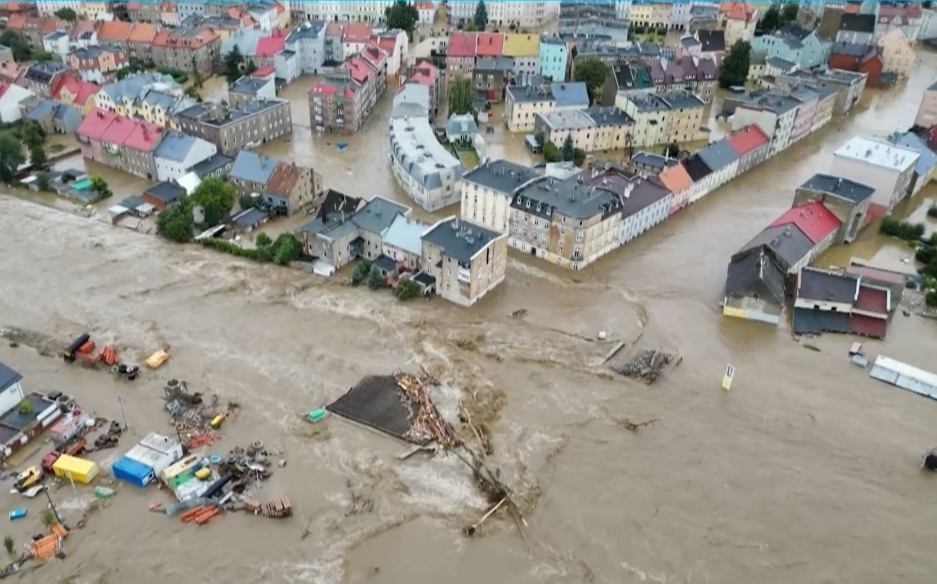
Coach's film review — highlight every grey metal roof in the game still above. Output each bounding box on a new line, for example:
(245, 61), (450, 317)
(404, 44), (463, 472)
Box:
(724, 247), (786, 302)
(797, 267), (859, 303)
(287, 20), (326, 42)
(665, 91), (705, 110)
(799, 173), (874, 203)
(145, 181), (186, 203)
(445, 114), (479, 136)
(839, 13), (875, 33)
(586, 106), (633, 126)
(550, 81), (589, 108)
(0, 361), (22, 391)
(45, 31), (67, 41)
(896, 132), (937, 177)
(351, 196), (409, 235)
(229, 75), (270, 96)
(697, 139), (739, 171)
(463, 159), (539, 194)
(25, 100), (56, 120)
(765, 56), (797, 71)
(24, 61), (66, 83)
(232, 207), (268, 227)
(381, 214), (428, 256)
(421, 217), (501, 263)
(830, 41), (872, 57)
(632, 152), (675, 170)
(53, 103), (79, 121)
(154, 131), (197, 162)
(507, 81), (554, 104)
(698, 30), (725, 52)
(101, 72), (178, 101)
(475, 56), (514, 70)
(229, 151), (278, 184)
(736, 224), (814, 271)
(792, 308), (850, 335)
(681, 154), (713, 182)
(513, 177), (621, 221)
(620, 177), (670, 218)
(191, 153), (233, 177)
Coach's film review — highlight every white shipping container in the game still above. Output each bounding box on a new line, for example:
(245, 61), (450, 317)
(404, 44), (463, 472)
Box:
(139, 433), (183, 458)
(123, 444), (178, 476)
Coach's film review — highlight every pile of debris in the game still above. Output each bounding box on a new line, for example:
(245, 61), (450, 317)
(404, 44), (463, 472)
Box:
(611, 349), (680, 383)
(394, 370), (460, 449)
(163, 379), (238, 448)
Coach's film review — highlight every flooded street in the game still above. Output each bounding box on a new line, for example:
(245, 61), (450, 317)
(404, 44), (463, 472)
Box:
(2, 53), (937, 584)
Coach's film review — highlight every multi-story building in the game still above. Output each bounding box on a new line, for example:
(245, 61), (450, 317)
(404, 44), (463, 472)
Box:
(794, 173), (875, 244)
(577, 166), (673, 245)
(504, 79), (556, 132)
(615, 91), (707, 146)
(830, 136), (919, 213)
(461, 159), (540, 234)
(80, 2), (109, 20)
(67, 46), (129, 85)
(285, 20), (327, 75)
(228, 75), (276, 108)
(837, 13), (876, 45)
(173, 98), (293, 156)
(308, 43), (387, 135)
(876, 28), (916, 78)
(21, 61), (66, 98)
(228, 150), (324, 216)
(95, 73), (184, 117)
(875, 2), (924, 41)
(421, 216), (508, 307)
(447, 1), (560, 28)
(473, 57), (513, 103)
(658, 157), (694, 214)
(388, 84), (463, 212)
(661, 91), (708, 143)
(37, 0), (78, 17)
(533, 109), (597, 152)
(408, 60), (442, 115)
(812, 85), (838, 132)
(588, 107), (635, 151)
(41, 30), (69, 60)
(718, 1), (757, 47)
(828, 42), (883, 88)
(725, 124), (770, 176)
(54, 77), (99, 114)
(601, 57), (718, 104)
(446, 32), (478, 80)
(509, 175), (623, 270)
(814, 69), (868, 114)
(915, 80), (937, 128)
(369, 30), (408, 79)
(751, 24), (833, 70)
(788, 85), (819, 143)
(75, 109), (164, 179)
(151, 26), (221, 76)
(295, 1), (394, 24)
(416, 1), (437, 25)
(696, 138), (740, 191)
(539, 37), (569, 82)
(503, 33), (541, 78)
(153, 131), (219, 182)
(731, 93), (800, 157)
(341, 22), (373, 59)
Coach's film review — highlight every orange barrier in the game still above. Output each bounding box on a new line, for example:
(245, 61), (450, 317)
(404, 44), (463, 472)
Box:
(195, 507), (220, 525)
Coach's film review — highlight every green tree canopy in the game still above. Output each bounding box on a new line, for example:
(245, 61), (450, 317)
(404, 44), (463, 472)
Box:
(367, 265), (385, 289)
(543, 140), (561, 162)
(561, 135), (574, 162)
(190, 177), (236, 227)
(271, 233), (303, 265)
(780, 2), (799, 24)
(22, 122), (44, 149)
(663, 141), (679, 158)
(385, 1), (419, 37)
(54, 7), (77, 21)
(718, 40), (751, 89)
(474, 1), (489, 31)
(0, 131), (24, 183)
(573, 58), (609, 105)
(29, 143), (46, 168)
(89, 175), (112, 198)
(449, 77), (475, 117)
(573, 148), (586, 167)
(0, 31), (30, 61)
(156, 198), (195, 243)
(395, 279), (419, 301)
(35, 51), (53, 63)
(759, 5), (781, 32)
(224, 45), (245, 82)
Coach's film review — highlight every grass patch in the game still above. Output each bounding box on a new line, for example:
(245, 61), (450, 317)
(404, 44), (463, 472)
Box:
(456, 148), (479, 169)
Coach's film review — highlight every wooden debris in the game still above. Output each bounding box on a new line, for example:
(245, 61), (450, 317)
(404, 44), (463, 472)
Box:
(265, 497), (292, 518)
(610, 349), (678, 384)
(463, 497), (506, 537)
(619, 418), (659, 432)
(394, 370), (460, 449)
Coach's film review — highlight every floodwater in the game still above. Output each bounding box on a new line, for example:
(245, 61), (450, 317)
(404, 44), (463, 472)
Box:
(2, 54), (937, 584)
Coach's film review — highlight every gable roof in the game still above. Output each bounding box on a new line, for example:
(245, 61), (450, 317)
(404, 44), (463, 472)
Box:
(681, 153), (712, 182)
(876, 27), (912, 49)
(698, 30), (725, 53)
(0, 361), (21, 391)
(550, 81), (589, 107)
(839, 13), (875, 33)
(145, 181), (186, 203)
(895, 132), (937, 177)
(737, 223), (814, 269)
(75, 108), (119, 140)
(98, 20), (133, 42)
(446, 32), (477, 58)
(725, 246), (786, 302)
(799, 173), (874, 203)
(229, 150), (278, 184)
(770, 201), (841, 244)
(797, 267), (859, 303)
(727, 124), (769, 155)
(382, 214), (428, 256)
(696, 139), (739, 171)
(475, 32), (504, 57)
(658, 162), (693, 193)
(154, 131), (198, 162)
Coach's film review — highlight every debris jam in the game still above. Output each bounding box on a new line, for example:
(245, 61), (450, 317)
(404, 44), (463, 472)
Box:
(394, 370), (460, 449)
(611, 349), (680, 383)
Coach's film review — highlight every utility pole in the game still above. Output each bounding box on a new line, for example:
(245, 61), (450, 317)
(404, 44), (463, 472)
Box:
(117, 395), (128, 431)
(42, 487), (63, 527)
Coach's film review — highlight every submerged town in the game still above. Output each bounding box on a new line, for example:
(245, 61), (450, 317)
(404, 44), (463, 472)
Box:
(0, 1), (936, 583)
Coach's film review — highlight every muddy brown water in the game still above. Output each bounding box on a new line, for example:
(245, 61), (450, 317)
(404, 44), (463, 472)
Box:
(2, 55), (937, 584)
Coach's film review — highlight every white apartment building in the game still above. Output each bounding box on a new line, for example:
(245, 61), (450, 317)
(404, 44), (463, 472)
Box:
(297, 1), (395, 23)
(38, 0), (80, 16)
(389, 85), (463, 212)
(447, 1), (560, 28)
(416, 2), (437, 25)
(461, 159), (540, 234)
(504, 84), (555, 132)
(731, 95), (800, 158)
(830, 137), (920, 213)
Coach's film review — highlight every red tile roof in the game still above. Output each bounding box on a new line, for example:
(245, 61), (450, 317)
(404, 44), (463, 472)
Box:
(359, 42), (386, 71)
(309, 79), (358, 99)
(770, 202), (841, 244)
(0, 62), (21, 82)
(719, 2), (756, 22)
(256, 34), (285, 57)
(5, 13), (25, 30)
(127, 23), (157, 43)
(343, 56), (371, 84)
(726, 124), (769, 155)
(97, 20), (133, 42)
(475, 32), (504, 57)
(76, 108), (120, 141)
(447, 32), (478, 58)
(854, 284), (890, 315)
(99, 114), (136, 145)
(55, 77), (99, 105)
(251, 65), (275, 77)
(370, 34), (397, 55)
(658, 162), (693, 193)
(325, 21), (344, 37)
(848, 314), (887, 338)
(69, 20), (95, 41)
(123, 119), (163, 152)
(342, 22), (372, 43)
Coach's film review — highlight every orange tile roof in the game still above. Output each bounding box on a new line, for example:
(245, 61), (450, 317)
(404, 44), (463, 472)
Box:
(658, 163), (693, 193)
(342, 22), (372, 43)
(325, 21), (344, 37)
(127, 23), (157, 43)
(475, 32), (504, 57)
(69, 19), (95, 40)
(97, 20), (133, 42)
(5, 13), (25, 30)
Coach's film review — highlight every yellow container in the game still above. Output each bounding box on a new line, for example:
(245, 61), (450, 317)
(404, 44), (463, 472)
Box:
(52, 455), (99, 485)
(195, 467), (212, 481)
(210, 413), (226, 429)
(159, 454), (200, 484)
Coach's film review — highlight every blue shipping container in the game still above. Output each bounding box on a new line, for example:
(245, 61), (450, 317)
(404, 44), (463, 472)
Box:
(112, 456), (156, 487)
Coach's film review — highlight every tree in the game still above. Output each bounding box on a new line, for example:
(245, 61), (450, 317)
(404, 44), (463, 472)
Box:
(573, 58), (609, 105)
(89, 175), (112, 199)
(35, 171), (50, 192)
(22, 122), (44, 148)
(759, 5), (781, 32)
(474, 1), (488, 31)
(367, 265), (385, 290)
(351, 259), (371, 286)
(272, 233), (303, 265)
(18, 398), (31, 414)
(239, 194), (263, 210)
(718, 40), (751, 89)
(561, 135), (574, 162)
(39, 509), (56, 528)
(463, 22), (476, 32)
(0, 31), (30, 61)
(29, 143), (46, 168)
(385, 1), (419, 37)
(156, 199), (195, 243)
(449, 77), (475, 117)
(780, 2), (799, 24)
(244, 60), (257, 76)
(54, 7), (77, 21)
(35, 51), (53, 63)
(0, 131), (24, 184)
(3, 536), (13, 555)
(224, 45), (245, 81)
(573, 148), (586, 167)
(190, 177), (236, 227)
(395, 279), (420, 301)
(543, 140), (562, 162)
(255, 232), (273, 248)
(663, 141), (679, 158)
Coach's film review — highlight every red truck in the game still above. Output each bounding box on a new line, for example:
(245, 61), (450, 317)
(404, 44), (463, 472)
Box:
(40, 437), (87, 474)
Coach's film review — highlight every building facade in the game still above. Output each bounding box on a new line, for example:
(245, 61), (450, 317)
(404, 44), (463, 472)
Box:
(830, 136), (919, 213)
(421, 217), (508, 307)
(173, 98), (293, 156)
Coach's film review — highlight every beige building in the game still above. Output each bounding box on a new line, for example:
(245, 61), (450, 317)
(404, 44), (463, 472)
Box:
(719, 2), (758, 47)
(587, 107), (634, 151)
(420, 217), (508, 307)
(876, 28), (916, 78)
(662, 91), (708, 143)
(616, 91), (707, 147)
(508, 176), (623, 270)
(461, 159), (541, 234)
(915, 80), (937, 128)
(504, 83), (556, 133)
(533, 110), (597, 152)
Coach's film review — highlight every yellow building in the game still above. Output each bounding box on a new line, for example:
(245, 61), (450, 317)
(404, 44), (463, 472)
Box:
(615, 93), (671, 147)
(80, 2), (109, 19)
(587, 107), (633, 151)
(461, 159), (540, 234)
(503, 33), (539, 57)
(661, 91), (708, 143)
(876, 28), (916, 78)
(628, 3), (653, 27)
(504, 84), (556, 132)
